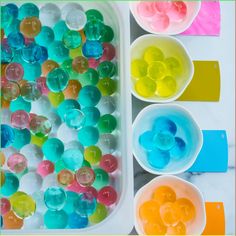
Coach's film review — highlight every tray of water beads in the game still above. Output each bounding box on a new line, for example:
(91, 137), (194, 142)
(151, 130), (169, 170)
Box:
(1, 2), (133, 233)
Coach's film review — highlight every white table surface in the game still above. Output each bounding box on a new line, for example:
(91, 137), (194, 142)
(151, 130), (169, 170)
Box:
(130, 1), (235, 234)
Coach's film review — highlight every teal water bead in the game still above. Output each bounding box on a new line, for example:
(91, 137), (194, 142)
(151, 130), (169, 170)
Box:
(44, 186), (67, 210)
(153, 131), (175, 151)
(18, 3), (39, 20)
(7, 32), (25, 50)
(147, 149), (170, 169)
(35, 26), (55, 47)
(97, 61), (116, 78)
(64, 109), (86, 129)
(82, 41), (103, 59)
(63, 30), (82, 49)
(81, 107), (100, 126)
(139, 130), (156, 151)
(1, 6), (14, 29)
(1, 172), (19, 196)
(53, 20), (69, 41)
(74, 193), (97, 217)
(1, 124), (15, 148)
(86, 9), (103, 22)
(61, 59), (78, 80)
(78, 126), (99, 146)
(153, 116), (177, 135)
(5, 3), (18, 18)
(98, 114), (117, 133)
(68, 212), (88, 229)
(48, 41), (69, 63)
(79, 68), (99, 86)
(44, 210), (68, 229)
(84, 19), (105, 41)
(101, 25), (114, 42)
(78, 86), (101, 107)
(63, 191), (79, 214)
(12, 128), (31, 150)
(92, 168), (109, 190)
(61, 149), (83, 171)
(170, 137), (186, 160)
(57, 99), (80, 121)
(46, 68), (69, 92)
(5, 19), (20, 36)
(23, 62), (41, 81)
(55, 159), (67, 173)
(42, 138), (64, 162)
(21, 43), (42, 64)
(10, 96), (31, 112)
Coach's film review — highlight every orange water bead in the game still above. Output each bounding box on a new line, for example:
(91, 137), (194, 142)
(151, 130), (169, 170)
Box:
(1, 170), (5, 186)
(1, 64), (8, 77)
(42, 60), (59, 76)
(153, 186), (176, 205)
(144, 221), (167, 235)
(3, 210), (24, 229)
(79, 30), (86, 43)
(63, 80), (81, 99)
(57, 169), (74, 186)
(139, 200), (161, 223)
(160, 202), (180, 226)
(174, 198), (196, 222)
(0, 152), (6, 166)
(1, 96), (10, 109)
(20, 17), (42, 38)
(1, 28), (4, 40)
(167, 221), (186, 235)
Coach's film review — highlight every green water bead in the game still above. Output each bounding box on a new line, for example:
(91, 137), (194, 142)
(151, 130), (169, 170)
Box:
(86, 9), (104, 22)
(31, 134), (48, 147)
(82, 160), (91, 168)
(97, 114), (117, 133)
(97, 61), (116, 78)
(97, 78), (117, 96)
(92, 168), (109, 190)
(101, 25), (114, 42)
(10, 96), (31, 112)
(48, 41), (69, 63)
(61, 59), (79, 80)
(79, 68), (99, 86)
(84, 19), (105, 41)
(53, 20), (69, 41)
(84, 146), (102, 165)
(44, 210), (68, 229)
(1, 172), (19, 196)
(48, 92), (65, 107)
(55, 159), (66, 173)
(63, 30), (82, 49)
(89, 203), (108, 224)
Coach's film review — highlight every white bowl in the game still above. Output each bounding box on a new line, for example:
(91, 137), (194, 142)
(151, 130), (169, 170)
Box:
(133, 104), (203, 175)
(130, 1), (201, 35)
(134, 175), (206, 235)
(130, 34), (194, 103)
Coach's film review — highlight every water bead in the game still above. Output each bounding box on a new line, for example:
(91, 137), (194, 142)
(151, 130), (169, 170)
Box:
(97, 78), (117, 96)
(63, 30), (82, 49)
(72, 56), (89, 73)
(97, 96), (116, 115)
(31, 134), (48, 147)
(150, 13), (170, 31)
(23, 212), (44, 229)
(148, 61), (167, 81)
(61, 59), (79, 80)
(78, 68), (99, 86)
(78, 126), (99, 146)
(156, 76), (177, 97)
(153, 131), (175, 151)
(98, 134), (117, 154)
(18, 3), (39, 20)
(23, 62), (41, 81)
(170, 137), (186, 160)
(48, 92), (64, 107)
(1, 6), (14, 29)
(53, 20), (69, 41)
(99, 154), (118, 173)
(131, 59), (148, 78)
(47, 112), (61, 134)
(139, 199), (161, 222)
(63, 80), (82, 99)
(144, 222), (167, 235)
(20, 17), (41, 38)
(6, 3), (18, 18)
(86, 9), (104, 22)
(7, 32), (24, 50)
(147, 149), (170, 169)
(44, 210), (68, 229)
(101, 25), (114, 43)
(76, 167), (95, 187)
(135, 77), (156, 98)
(144, 46), (164, 63)
(82, 160), (91, 168)
(3, 210), (23, 229)
(74, 192), (97, 216)
(82, 107), (100, 126)
(1, 42), (13, 63)
(155, 2), (173, 13)
(30, 115), (52, 137)
(88, 58), (100, 69)
(57, 99), (80, 121)
(19, 172), (42, 194)
(30, 96), (51, 117)
(62, 149), (83, 171)
(92, 168), (109, 190)
(1, 124), (15, 148)
(42, 138), (64, 162)
(137, 2), (156, 18)
(84, 146), (102, 165)
(167, 1), (187, 22)
(7, 153), (27, 173)
(167, 221), (186, 235)
(21, 43), (42, 64)
(160, 202), (180, 226)
(97, 186), (117, 206)
(48, 41), (69, 63)
(139, 130), (156, 151)
(101, 43), (116, 62)
(164, 57), (181, 76)
(65, 9), (86, 31)
(153, 116), (177, 135)
(64, 109), (85, 129)
(70, 47), (83, 59)
(12, 128), (31, 150)
(21, 81), (42, 102)
(46, 68), (69, 92)
(5, 62), (24, 82)
(57, 169), (74, 186)
(44, 186), (67, 211)
(98, 61), (116, 78)
(40, 3), (61, 27)
(2, 81), (20, 101)
(4, 18), (20, 36)
(78, 85), (101, 107)
(63, 191), (79, 214)
(68, 212), (88, 229)
(61, 3), (83, 19)
(42, 60), (59, 76)
(88, 203), (108, 224)
(64, 140), (84, 153)
(35, 26), (54, 47)
(0, 198), (11, 215)
(66, 179), (85, 193)
(1, 172), (19, 196)
(153, 186), (176, 205)
(57, 123), (78, 143)
(84, 19), (105, 41)
(55, 159), (67, 173)
(37, 160), (54, 177)
(82, 40), (103, 59)
(98, 114), (117, 133)
(0, 152), (6, 166)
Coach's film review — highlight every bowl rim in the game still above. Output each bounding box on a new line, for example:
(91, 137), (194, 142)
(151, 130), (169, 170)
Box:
(130, 34), (194, 103)
(132, 103), (203, 175)
(134, 175), (207, 235)
(129, 1), (202, 35)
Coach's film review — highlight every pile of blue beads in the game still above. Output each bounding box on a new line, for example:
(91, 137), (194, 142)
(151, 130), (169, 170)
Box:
(1, 2), (119, 230)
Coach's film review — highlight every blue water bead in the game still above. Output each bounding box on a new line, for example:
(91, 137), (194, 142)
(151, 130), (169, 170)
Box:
(147, 149), (170, 169)
(61, 149), (84, 171)
(139, 130), (156, 151)
(81, 107), (100, 126)
(1, 6), (13, 29)
(57, 99), (80, 121)
(170, 137), (186, 160)
(10, 96), (31, 112)
(1, 172), (19, 196)
(153, 131), (175, 151)
(7, 32), (25, 50)
(78, 86), (101, 107)
(44, 210), (68, 229)
(18, 3), (39, 20)
(42, 138), (64, 162)
(53, 20), (69, 41)
(82, 41), (103, 59)
(21, 43), (42, 64)
(5, 3), (18, 18)
(12, 128), (31, 150)
(74, 193), (97, 217)
(153, 116), (177, 135)
(48, 41), (69, 63)
(39, 46), (48, 63)
(22, 62), (41, 81)
(1, 41), (13, 63)
(1, 124), (15, 148)
(64, 109), (86, 129)
(78, 126), (99, 146)
(4, 19), (20, 36)
(35, 26), (55, 47)
(68, 212), (88, 229)
(63, 191), (79, 214)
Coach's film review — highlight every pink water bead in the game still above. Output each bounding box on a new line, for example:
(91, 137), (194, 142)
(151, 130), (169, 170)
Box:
(155, 1), (173, 13)
(88, 58), (100, 69)
(0, 198), (11, 215)
(36, 77), (49, 95)
(37, 160), (54, 177)
(150, 13), (170, 31)
(80, 186), (98, 199)
(11, 110), (30, 129)
(100, 43), (116, 62)
(7, 153), (28, 173)
(97, 186), (117, 206)
(99, 154), (118, 173)
(167, 1), (187, 22)
(67, 179), (86, 193)
(5, 63), (24, 82)
(137, 2), (156, 18)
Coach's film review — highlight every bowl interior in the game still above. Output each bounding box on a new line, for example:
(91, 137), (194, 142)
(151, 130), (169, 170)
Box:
(130, 35), (193, 102)
(130, 1), (201, 35)
(134, 176), (206, 235)
(133, 104), (202, 174)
